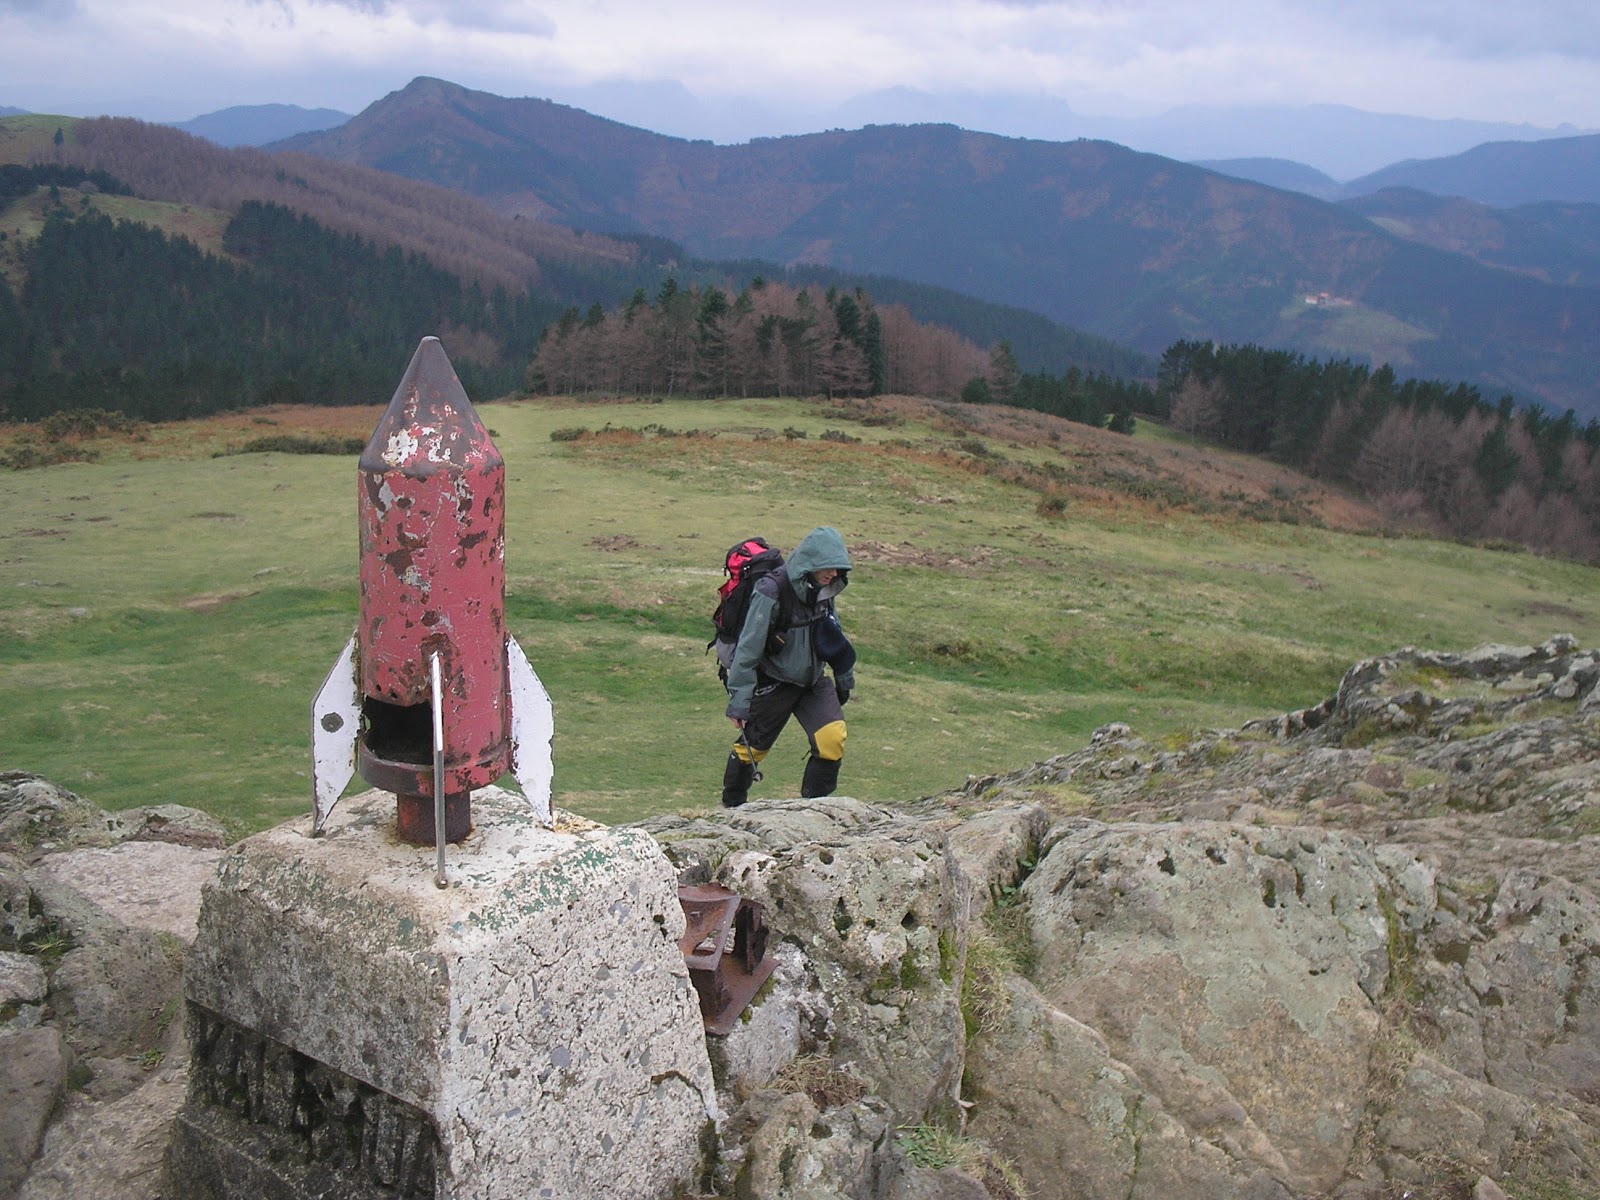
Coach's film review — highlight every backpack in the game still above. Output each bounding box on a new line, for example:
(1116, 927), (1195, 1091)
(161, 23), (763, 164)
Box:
(708, 537), (798, 679)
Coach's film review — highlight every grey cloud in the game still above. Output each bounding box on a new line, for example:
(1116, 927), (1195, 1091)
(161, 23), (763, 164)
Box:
(297, 0), (553, 33)
(0, 0), (83, 17)
(413, 1), (554, 34)
(1300, 0), (1600, 60)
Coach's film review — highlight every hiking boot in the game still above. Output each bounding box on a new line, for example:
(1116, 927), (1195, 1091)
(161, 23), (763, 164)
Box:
(800, 755), (840, 799)
(722, 753), (755, 808)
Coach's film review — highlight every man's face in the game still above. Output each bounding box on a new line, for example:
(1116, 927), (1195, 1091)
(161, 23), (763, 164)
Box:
(812, 568), (839, 586)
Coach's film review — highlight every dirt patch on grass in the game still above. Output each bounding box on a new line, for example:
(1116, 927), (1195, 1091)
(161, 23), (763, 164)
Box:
(887, 395), (1386, 533)
(849, 540), (995, 570)
(1519, 599), (1586, 623)
(178, 591), (255, 612)
(1209, 560), (1324, 590)
(590, 534), (650, 552)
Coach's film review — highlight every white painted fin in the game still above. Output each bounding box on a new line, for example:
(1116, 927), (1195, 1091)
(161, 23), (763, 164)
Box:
(506, 634), (555, 828)
(311, 632), (360, 833)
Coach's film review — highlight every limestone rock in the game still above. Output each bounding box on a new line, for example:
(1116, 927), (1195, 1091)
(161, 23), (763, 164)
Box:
(0, 855), (42, 948)
(722, 1089), (891, 1200)
(884, 1165), (994, 1200)
(0, 775), (107, 858)
(18, 1065), (186, 1200)
(48, 928), (182, 1062)
(29, 842), (223, 942)
(1021, 821), (1385, 1194)
(1373, 1054), (1539, 1184)
(963, 976), (1292, 1200)
(650, 797), (966, 1122)
(0, 952), (47, 1008)
(942, 804), (1048, 914)
(0, 774), (225, 864)
(103, 805), (227, 850)
(707, 941), (834, 1098)
(0, 1027), (66, 1199)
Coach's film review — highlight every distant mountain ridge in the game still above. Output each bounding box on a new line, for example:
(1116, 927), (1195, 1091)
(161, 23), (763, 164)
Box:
(499, 82), (1585, 181)
(1199, 137), (1600, 213)
(1191, 158), (1342, 201)
(1342, 133), (1600, 207)
(275, 77), (1600, 417)
(173, 103), (351, 148)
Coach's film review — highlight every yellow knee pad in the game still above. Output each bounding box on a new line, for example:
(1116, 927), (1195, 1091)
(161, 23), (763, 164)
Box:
(732, 741), (769, 764)
(812, 720), (847, 761)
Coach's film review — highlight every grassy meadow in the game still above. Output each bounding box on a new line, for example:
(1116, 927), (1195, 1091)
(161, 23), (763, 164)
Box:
(3, 390), (1597, 840)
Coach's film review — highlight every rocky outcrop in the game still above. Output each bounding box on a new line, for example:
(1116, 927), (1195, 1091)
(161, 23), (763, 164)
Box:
(6, 636), (1600, 1199)
(0, 776), (223, 1200)
(640, 636), (1600, 1199)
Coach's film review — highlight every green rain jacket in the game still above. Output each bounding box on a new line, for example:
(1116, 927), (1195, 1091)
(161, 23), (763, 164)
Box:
(724, 526), (853, 720)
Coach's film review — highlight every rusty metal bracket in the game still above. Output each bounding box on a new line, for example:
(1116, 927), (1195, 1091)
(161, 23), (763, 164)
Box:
(677, 884), (777, 1036)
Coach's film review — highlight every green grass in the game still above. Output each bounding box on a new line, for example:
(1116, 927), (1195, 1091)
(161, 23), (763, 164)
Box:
(1272, 298), (1437, 368)
(4, 393), (1598, 836)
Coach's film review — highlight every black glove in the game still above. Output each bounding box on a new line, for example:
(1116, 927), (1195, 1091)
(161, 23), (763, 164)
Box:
(836, 683), (851, 706)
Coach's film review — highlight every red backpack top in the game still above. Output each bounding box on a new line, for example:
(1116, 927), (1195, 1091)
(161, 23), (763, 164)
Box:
(710, 537), (785, 650)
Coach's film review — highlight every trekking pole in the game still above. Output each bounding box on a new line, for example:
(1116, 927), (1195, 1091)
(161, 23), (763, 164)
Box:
(738, 728), (763, 782)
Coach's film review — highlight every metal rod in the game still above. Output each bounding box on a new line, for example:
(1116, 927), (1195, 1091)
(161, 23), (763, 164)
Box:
(738, 728), (763, 782)
(430, 652), (448, 889)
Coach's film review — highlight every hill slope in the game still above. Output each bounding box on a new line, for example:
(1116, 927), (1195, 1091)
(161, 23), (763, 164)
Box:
(1190, 157), (1341, 200)
(1343, 132), (1600, 207)
(277, 78), (1600, 417)
(7, 391), (1598, 829)
(1, 114), (1149, 402)
(1343, 188), (1600, 289)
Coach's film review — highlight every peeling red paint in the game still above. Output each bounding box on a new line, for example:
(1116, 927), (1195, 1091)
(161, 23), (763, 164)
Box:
(353, 337), (512, 839)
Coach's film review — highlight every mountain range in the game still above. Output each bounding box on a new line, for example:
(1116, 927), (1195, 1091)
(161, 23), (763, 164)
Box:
(337, 82), (1584, 181)
(273, 78), (1600, 417)
(168, 97), (1600, 211)
(1208, 136), (1600, 208)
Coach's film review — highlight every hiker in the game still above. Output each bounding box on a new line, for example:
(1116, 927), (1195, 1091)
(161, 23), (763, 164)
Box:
(721, 526), (856, 807)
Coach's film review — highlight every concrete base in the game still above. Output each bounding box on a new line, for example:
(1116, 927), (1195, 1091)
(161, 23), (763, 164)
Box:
(168, 788), (716, 1200)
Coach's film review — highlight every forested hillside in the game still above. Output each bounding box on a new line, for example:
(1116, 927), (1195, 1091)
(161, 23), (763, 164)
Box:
(0, 115), (1151, 421)
(530, 276), (1149, 430)
(1156, 340), (1600, 560)
(3, 198), (563, 418)
(277, 77), (1600, 417)
(0, 193), (1087, 421)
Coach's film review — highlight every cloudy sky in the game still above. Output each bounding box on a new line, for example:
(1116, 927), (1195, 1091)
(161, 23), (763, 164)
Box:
(3, 0), (1598, 140)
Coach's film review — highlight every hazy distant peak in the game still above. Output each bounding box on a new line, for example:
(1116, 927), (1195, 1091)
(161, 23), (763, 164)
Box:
(1192, 157), (1342, 199)
(1343, 132), (1600, 206)
(174, 103), (351, 148)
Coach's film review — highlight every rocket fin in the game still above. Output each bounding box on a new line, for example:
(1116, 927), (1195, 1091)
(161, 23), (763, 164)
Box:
(506, 634), (554, 828)
(312, 632), (361, 833)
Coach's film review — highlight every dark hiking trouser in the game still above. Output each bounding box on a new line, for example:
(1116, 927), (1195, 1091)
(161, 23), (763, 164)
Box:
(721, 674), (847, 807)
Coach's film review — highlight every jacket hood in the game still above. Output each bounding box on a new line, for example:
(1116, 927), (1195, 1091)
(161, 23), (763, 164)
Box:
(786, 526), (852, 585)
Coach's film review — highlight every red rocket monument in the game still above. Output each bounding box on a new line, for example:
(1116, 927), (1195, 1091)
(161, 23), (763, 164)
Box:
(311, 337), (553, 848)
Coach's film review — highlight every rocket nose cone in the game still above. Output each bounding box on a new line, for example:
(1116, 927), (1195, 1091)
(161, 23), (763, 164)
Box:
(361, 337), (502, 475)
(401, 336), (464, 409)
